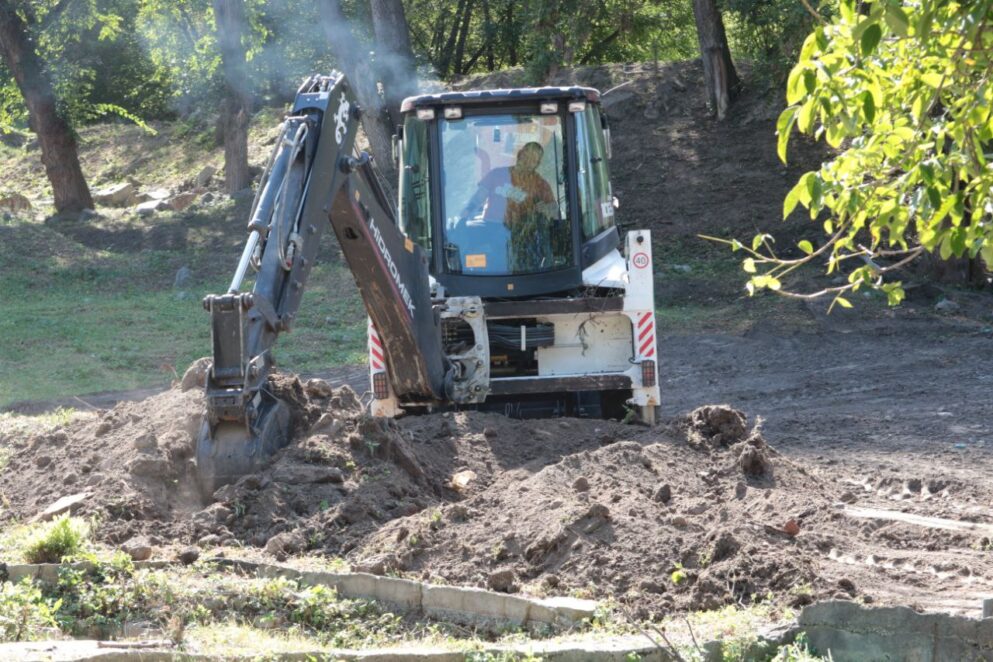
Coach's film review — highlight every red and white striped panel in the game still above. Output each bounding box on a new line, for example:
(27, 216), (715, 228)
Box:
(368, 320), (386, 372)
(636, 311), (656, 359)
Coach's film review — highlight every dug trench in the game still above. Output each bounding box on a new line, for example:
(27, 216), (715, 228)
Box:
(8, 361), (993, 623)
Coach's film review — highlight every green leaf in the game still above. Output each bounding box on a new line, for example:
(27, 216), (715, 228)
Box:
(884, 5), (910, 37)
(860, 90), (875, 123)
(743, 258), (757, 273)
(798, 98), (817, 133)
(777, 107), (799, 163)
(798, 240), (814, 254)
(784, 186), (801, 219)
(834, 296), (853, 309)
(921, 72), (943, 89)
(861, 23), (883, 56)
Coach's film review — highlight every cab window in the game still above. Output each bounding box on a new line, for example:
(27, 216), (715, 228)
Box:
(399, 117), (432, 253)
(576, 104), (615, 240)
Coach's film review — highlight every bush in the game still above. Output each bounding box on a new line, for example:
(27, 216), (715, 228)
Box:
(23, 516), (89, 564)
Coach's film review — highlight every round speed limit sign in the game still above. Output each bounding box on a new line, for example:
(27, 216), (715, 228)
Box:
(632, 252), (650, 269)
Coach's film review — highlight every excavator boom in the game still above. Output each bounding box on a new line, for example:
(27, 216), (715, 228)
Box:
(198, 73), (447, 494)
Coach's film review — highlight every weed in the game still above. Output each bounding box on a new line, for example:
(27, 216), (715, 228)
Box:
(670, 563), (687, 585)
(0, 579), (60, 641)
(23, 516), (90, 564)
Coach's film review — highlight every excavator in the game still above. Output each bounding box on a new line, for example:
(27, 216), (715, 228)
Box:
(197, 72), (661, 494)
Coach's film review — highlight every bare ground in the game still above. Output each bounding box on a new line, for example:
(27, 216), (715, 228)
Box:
(3, 60), (993, 622)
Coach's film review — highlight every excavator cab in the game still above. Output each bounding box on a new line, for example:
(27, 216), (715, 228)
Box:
(197, 75), (659, 496)
(396, 88), (620, 299)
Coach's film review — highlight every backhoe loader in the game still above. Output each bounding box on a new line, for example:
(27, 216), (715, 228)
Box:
(198, 73), (661, 494)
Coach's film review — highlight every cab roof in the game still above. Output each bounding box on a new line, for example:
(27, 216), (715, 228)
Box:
(400, 86), (600, 113)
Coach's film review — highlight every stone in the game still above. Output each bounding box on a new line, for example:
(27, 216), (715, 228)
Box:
(166, 192), (196, 211)
(310, 413), (341, 435)
(935, 299), (960, 314)
(195, 165), (216, 188)
(126, 456), (171, 476)
(33, 492), (91, 522)
(264, 532), (305, 559)
(450, 469), (476, 492)
(652, 483), (672, 504)
(198, 534), (222, 548)
(487, 568), (517, 593)
(573, 476), (590, 492)
(304, 378), (334, 398)
(146, 188), (171, 200)
(121, 538), (152, 561)
(177, 546), (200, 565)
(174, 266), (192, 288)
(35, 455), (51, 468)
(92, 183), (135, 207)
(135, 199), (168, 216)
(180, 357), (211, 391)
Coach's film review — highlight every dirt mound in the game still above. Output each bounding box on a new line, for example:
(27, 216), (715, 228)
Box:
(1, 376), (846, 615)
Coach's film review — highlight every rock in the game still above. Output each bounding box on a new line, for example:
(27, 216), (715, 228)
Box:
(264, 532), (305, 559)
(63, 473), (78, 485)
(353, 552), (400, 576)
(310, 413), (341, 435)
(180, 357), (211, 391)
(33, 492), (91, 522)
(167, 192), (196, 211)
(783, 519), (801, 537)
(573, 476), (590, 492)
(671, 515), (689, 528)
(201, 192), (215, 204)
(121, 538), (153, 561)
(174, 266), (192, 288)
(304, 378), (334, 398)
(35, 455), (52, 468)
(133, 431), (157, 451)
(146, 188), (171, 200)
(271, 465), (344, 484)
(838, 577), (856, 593)
(688, 405), (748, 448)
(92, 183), (135, 207)
(450, 469), (477, 492)
(652, 484), (672, 504)
(198, 534), (222, 548)
(487, 568), (517, 593)
(483, 427), (497, 439)
(935, 299), (960, 314)
(178, 546), (200, 565)
(126, 455), (171, 476)
(195, 165), (217, 188)
(135, 199), (168, 217)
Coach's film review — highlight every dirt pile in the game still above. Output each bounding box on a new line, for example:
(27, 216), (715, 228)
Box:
(2, 381), (851, 615)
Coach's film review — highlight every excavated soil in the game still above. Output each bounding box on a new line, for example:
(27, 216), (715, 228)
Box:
(2, 364), (953, 618)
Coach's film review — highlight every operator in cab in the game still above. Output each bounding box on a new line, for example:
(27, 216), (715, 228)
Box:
(459, 141), (558, 227)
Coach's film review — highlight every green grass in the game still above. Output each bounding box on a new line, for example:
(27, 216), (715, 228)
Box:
(0, 214), (368, 407)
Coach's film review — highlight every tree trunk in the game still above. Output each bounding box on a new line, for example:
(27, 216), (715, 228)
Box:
(370, 0), (418, 131)
(213, 0), (252, 194)
(692, 0), (739, 120)
(319, 0), (396, 183)
(0, 1), (92, 213)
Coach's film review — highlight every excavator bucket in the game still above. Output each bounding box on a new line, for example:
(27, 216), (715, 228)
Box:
(195, 397), (289, 497)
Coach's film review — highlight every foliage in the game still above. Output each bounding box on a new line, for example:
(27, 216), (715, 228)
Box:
(22, 516), (90, 564)
(724, 0), (824, 81)
(0, 579), (60, 641)
(726, 0), (993, 307)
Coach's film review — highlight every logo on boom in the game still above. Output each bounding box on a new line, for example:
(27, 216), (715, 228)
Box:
(334, 93), (350, 145)
(368, 217), (416, 317)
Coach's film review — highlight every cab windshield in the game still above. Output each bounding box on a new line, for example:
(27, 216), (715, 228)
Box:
(441, 113), (571, 276)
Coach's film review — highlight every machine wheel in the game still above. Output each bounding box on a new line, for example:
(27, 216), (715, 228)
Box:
(196, 397), (290, 498)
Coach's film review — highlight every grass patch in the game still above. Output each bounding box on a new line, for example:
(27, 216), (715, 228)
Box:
(21, 516), (91, 564)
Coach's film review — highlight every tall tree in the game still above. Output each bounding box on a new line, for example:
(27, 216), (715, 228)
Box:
(692, 0), (739, 120)
(213, 0), (252, 194)
(318, 0), (396, 182)
(0, 0), (92, 213)
(369, 0), (418, 131)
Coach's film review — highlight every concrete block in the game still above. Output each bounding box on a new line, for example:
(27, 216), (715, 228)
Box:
(534, 596), (598, 623)
(371, 576), (424, 610)
(332, 572), (382, 600)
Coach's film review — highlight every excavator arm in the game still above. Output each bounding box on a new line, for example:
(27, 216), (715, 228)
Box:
(198, 73), (448, 494)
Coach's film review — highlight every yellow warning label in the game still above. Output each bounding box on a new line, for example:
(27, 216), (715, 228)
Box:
(404, 238), (414, 253)
(465, 254), (487, 268)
